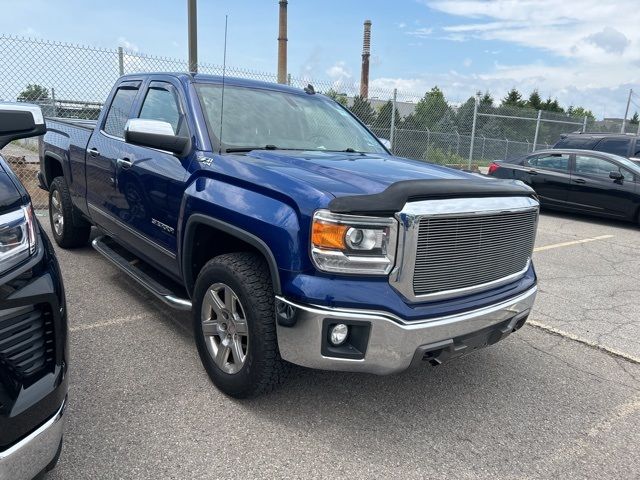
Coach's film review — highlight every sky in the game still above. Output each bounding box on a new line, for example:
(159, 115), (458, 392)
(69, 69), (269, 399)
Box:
(2, 0), (639, 119)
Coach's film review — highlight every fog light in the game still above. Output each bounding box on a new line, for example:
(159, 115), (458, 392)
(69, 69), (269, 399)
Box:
(329, 323), (349, 346)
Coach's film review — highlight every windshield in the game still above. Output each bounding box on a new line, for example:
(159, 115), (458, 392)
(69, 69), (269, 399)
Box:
(195, 84), (386, 154)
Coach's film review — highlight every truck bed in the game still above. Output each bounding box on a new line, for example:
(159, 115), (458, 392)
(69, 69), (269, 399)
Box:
(46, 117), (97, 131)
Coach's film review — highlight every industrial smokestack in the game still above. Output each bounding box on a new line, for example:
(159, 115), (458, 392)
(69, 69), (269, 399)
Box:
(277, 0), (288, 84)
(360, 20), (372, 98)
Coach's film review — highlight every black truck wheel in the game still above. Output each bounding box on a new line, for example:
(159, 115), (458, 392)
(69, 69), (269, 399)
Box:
(192, 252), (290, 397)
(49, 177), (91, 248)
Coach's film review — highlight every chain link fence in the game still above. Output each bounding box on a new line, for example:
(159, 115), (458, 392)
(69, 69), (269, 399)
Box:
(0, 34), (621, 210)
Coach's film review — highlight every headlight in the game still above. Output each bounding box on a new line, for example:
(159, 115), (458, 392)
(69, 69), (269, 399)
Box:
(310, 209), (397, 275)
(0, 204), (37, 273)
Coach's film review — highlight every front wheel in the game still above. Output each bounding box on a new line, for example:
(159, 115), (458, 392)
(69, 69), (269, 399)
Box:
(192, 252), (290, 398)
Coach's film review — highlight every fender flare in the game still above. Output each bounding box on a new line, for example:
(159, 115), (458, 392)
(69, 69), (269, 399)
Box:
(182, 213), (282, 296)
(42, 150), (66, 188)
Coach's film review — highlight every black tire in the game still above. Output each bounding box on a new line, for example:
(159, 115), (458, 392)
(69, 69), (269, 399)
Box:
(192, 252), (290, 398)
(49, 177), (91, 248)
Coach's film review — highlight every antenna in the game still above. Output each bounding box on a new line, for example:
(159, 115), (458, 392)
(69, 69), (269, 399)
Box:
(218, 14), (228, 154)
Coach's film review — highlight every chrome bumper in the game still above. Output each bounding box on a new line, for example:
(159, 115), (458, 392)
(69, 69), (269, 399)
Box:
(276, 286), (537, 375)
(0, 400), (65, 480)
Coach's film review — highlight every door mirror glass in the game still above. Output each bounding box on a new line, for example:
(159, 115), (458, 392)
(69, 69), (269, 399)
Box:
(124, 119), (190, 157)
(609, 171), (624, 181)
(0, 102), (46, 149)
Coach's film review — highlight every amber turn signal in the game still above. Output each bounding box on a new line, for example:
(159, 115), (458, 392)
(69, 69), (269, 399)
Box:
(311, 221), (348, 250)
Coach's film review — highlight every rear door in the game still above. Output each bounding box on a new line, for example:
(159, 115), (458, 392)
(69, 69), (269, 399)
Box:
(85, 80), (141, 213)
(522, 152), (571, 206)
(568, 154), (637, 217)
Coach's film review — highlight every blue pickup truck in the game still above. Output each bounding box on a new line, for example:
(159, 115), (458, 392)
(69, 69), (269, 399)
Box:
(39, 73), (539, 397)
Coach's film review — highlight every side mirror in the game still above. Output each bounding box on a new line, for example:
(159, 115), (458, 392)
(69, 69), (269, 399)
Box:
(609, 171), (624, 181)
(124, 119), (190, 157)
(378, 138), (392, 150)
(0, 102), (46, 149)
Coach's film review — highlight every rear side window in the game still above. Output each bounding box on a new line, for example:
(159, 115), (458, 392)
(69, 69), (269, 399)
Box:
(594, 138), (631, 157)
(139, 83), (185, 135)
(554, 137), (597, 149)
(103, 87), (138, 138)
(527, 153), (570, 171)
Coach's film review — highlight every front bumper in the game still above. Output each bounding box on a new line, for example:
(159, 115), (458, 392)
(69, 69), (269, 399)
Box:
(0, 399), (65, 480)
(276, 285), (536, 374)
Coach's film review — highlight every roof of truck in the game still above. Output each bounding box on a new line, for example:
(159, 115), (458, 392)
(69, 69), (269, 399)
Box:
(119, 72), (310, 96)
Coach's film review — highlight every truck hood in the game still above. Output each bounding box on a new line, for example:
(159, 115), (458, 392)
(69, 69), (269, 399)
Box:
(239, 150), (478, 198)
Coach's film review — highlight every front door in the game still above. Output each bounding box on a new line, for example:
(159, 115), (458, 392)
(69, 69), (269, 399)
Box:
(568, 154), (637, 217)
(110, 80), (192, 276)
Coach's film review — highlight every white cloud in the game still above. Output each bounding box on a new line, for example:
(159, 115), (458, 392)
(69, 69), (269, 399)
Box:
(406, 27), (433, 38)
(326, 61), (353, 90)
(117, 37), (139, 52)
(463, 58), (472, 67)
(20, 27), (41, 38)
(399, 0), (640, 116)
(397, 22), (407, 29)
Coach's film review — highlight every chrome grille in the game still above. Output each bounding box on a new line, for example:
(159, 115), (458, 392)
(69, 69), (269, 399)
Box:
(413, 209), (537, 296)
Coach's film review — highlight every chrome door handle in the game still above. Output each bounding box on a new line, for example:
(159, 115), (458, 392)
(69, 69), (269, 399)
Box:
(572, 178), (586, 184)
(527, 169), (538, 175)
(116, 158), (132, 169)
(88, 147), (100, 157)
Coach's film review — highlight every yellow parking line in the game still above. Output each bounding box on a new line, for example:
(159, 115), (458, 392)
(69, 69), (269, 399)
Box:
(69, 314), (146, 332)
(533, 235), (614, 252)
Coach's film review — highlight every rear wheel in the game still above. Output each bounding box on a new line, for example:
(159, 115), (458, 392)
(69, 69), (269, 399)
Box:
(49, 177), (91, 248)
(192, 252), (290, 397)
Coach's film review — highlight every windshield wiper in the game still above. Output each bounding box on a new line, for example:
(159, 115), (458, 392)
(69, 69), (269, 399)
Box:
(225, 144), (279, 153)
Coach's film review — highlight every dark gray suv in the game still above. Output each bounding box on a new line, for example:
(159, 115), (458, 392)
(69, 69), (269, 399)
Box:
(554, 133), (640, 163)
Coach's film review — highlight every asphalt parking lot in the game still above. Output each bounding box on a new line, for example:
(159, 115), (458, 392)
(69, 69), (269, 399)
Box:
(39, 211), (640, 480)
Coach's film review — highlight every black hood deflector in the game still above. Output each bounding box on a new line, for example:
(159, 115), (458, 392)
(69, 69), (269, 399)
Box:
(328, 178), (536, 215)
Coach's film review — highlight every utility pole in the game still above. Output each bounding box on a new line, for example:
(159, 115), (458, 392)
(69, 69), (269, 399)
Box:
(468, 94), (479, 169)
(360, 20), (372, 98)
(277, 0), (288, 84)
(188, 0), (198, 73)
(390, 88), (397, 153)
(532, 109), (542, 151)
(621, 88), (632, 133)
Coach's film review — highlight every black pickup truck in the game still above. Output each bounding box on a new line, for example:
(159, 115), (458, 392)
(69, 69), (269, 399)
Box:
(0, 103), (67, 479)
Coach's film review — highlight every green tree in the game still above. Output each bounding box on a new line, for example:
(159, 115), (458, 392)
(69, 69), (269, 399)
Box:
(349, 95), (376, 125)
(567, 106), (595, 121)
(455, 94), (478, 134)
(414, 86), (453, 130)
(630, 112), (639, 125)
(526, 90), (543, 110)
(479, 91), (494, 108)
(542, 97), (564, 113)
(501, 88), (525, 108)
(324, 88), (348, 107)
(17, 84), (49, 102)
(372, 100), (400, 130)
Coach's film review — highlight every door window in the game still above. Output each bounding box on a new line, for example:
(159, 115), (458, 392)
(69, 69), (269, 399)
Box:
(527, 154), (570, 171)
(574, 155), (618, 177)
(620, 167), (636, 182)
(594, 138), (631, 157)
(103, 87), (139, 138)
(139, 83), (185, 135)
